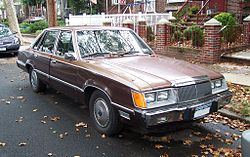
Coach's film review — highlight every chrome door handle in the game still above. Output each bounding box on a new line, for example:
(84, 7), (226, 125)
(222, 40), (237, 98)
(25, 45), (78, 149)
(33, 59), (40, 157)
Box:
(51, 60), (57, 64)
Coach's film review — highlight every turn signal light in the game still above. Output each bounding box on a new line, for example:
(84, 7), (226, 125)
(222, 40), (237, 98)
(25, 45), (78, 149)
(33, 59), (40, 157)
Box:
(132, 92), (147, 109)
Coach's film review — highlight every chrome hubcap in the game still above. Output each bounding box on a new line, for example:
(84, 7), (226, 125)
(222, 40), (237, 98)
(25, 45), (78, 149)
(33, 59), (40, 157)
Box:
(31, 70), (38, 89)
(93, 98), (110, 128)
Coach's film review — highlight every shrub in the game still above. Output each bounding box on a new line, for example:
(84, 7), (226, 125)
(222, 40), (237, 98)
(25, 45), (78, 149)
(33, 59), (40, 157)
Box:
(189, 5), (200, 16)
(57, 20), (65, 27)
(147, 26), (155, 42)
(20, 22), (32, 33)
(214, 12), (237, 43)
(30, 20), (48, 33)
(19, 20), (48, 34)
(171, 30), (183, 42)
(183, 25), (203, 47)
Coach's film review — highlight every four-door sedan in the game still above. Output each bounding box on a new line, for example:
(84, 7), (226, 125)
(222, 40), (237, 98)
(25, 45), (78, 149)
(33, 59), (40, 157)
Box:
(0, 24), (20, 55)
(17, 26), (232, 136)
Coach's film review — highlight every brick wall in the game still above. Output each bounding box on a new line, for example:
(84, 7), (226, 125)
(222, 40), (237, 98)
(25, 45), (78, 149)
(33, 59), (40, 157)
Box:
(156, 47), (202, 62)
(227, 0), (242, 21)
(155, 0), (166, 13)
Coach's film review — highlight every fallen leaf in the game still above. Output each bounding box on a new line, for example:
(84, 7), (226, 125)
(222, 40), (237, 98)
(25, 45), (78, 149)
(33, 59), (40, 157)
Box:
(85, 134), (90, 138)
(5, 101), (10, 105)
(101, 134), (106, 139)
(154, 144), (164, 149)
(32, 109), (38, 112)
(0, 142), (6, 147)
(50, 116), (60, 122)
(9, 96), (15, 99)
(59, 134), (64, 139)
(75, 122), (88, 128)
(19, 142), (27, 147)
(41, 120), (46, 124)
(160, 153), (169, 157)
(48, 152), (53, 156)
(16, 96), (24, 100)
(183, 139), (192, 146)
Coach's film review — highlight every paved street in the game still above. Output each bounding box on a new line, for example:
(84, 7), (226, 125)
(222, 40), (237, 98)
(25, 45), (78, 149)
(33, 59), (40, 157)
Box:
(0, 54), (246, 157)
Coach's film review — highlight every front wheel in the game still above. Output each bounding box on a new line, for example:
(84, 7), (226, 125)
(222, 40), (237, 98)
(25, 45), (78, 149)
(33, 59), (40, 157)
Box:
(89, 90), (122, 136)
(29, 68), (46, 93)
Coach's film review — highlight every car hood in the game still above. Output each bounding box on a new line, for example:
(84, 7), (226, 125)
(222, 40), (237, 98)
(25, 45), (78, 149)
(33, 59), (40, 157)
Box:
(81, 55), (222, 91)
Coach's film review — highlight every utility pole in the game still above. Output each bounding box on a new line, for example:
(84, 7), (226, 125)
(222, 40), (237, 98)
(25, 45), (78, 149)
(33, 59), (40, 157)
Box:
(46, 0), (57, 27)
(3, 0), (22, 42)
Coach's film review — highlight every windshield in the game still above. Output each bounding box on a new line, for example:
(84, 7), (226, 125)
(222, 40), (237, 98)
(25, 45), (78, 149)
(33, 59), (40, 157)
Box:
(0, 26), (12, 38)
(77, 30), (153, 58)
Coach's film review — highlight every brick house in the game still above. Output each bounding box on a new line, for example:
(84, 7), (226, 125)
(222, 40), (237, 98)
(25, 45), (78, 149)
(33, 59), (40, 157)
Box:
(103, 0), (165, 14)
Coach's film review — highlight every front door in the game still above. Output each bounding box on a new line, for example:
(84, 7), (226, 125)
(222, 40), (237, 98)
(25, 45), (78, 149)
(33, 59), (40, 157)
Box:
(49, 30), (78, 97)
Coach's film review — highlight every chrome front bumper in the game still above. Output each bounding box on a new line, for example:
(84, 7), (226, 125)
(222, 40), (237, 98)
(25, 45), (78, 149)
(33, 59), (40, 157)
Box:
(134, 90), (232, 127)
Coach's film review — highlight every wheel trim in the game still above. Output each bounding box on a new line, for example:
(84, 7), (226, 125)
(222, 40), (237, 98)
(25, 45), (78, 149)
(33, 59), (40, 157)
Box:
(93, 98), (110, 128)
(30, 70), (38, 90)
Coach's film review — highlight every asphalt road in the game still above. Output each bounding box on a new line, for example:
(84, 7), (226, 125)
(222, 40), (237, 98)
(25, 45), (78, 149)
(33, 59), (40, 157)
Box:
(0, 54), (245, 157)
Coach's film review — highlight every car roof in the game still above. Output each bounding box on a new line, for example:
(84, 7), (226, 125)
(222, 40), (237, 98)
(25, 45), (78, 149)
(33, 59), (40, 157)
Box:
(45, 25), (131, 31)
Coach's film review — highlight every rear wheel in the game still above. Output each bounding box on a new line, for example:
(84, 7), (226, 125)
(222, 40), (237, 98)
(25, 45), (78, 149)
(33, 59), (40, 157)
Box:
(89, 90), (122, 136)
(29, 68), (46, 93)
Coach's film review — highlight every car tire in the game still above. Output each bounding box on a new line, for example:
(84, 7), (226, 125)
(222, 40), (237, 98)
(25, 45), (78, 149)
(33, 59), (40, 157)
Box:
(29, 68), (46, 93)
(89, 90), (122, 136)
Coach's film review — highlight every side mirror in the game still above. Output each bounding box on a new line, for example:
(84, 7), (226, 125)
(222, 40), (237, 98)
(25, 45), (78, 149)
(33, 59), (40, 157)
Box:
(64, 52), (77, 61)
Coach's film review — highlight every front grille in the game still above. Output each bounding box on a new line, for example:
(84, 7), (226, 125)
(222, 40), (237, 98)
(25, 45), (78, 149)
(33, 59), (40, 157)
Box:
(178, 82), (212, 102)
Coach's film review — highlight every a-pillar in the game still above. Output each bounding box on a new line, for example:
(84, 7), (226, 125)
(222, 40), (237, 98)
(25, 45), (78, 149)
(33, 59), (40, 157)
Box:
(202, 18), (222, 64)
(138, 18), (147, 41)
(122, 19), (134, 30)
(243, 15), (250, 45)
(155, 18), (171, 54)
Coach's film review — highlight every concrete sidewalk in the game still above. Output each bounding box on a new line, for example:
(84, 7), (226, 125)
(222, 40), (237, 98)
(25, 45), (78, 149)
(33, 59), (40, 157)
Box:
(223, 73), (250, 86)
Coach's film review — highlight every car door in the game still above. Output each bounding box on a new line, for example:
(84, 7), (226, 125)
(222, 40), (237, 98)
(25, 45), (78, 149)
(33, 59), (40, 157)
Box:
(49, 30), (78, 97)
(32, 30), (59, 84)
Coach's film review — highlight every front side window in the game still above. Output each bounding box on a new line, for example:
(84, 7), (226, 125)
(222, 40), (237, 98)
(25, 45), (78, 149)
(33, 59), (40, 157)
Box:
(55, 31), (74, 57)
(38, 31), (58, 54)
(77, 30), (152, 58)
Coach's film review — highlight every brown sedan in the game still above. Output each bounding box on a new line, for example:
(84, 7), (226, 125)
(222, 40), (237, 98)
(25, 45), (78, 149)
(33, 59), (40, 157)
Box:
(17, 26), (232, 135)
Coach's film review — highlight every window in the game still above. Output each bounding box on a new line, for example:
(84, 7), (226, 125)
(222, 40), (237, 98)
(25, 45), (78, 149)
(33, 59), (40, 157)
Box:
(55, 31), (74, 57)
(33, 33), (46, 50)
(38, 31), (58, 54)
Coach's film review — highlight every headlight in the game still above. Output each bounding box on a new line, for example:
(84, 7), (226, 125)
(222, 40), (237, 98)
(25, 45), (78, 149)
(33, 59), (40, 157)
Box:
(211, 78), (228, 94)
(132, 89), (177, 109)
(215, 80), (222, 88)
(14, 37), (20, 44)
(145, 93), (156, 103)
(157, 90), (169, 101)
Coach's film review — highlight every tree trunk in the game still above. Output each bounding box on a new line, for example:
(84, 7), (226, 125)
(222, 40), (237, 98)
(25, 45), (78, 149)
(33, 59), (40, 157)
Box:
(46, 0), (57, 27)
(3, 0), (22, 42)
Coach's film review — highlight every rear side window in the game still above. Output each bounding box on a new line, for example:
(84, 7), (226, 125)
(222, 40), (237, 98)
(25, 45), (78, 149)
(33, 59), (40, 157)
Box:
(38, 31), (58, 54)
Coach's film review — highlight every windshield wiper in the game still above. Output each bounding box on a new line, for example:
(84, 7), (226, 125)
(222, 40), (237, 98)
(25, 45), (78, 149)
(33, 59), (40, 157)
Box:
(118, 51), (140, 56)
(83, 52), (110, 58)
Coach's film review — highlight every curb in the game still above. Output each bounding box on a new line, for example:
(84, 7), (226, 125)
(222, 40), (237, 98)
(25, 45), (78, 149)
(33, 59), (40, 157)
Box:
(22, 33), (37, 38)
(218, 108), (250, 123)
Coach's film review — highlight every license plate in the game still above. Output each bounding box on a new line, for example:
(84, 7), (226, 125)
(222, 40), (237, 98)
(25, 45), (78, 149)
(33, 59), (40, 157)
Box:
(194, 103), (212, 118)
(0, 47), (6, 51)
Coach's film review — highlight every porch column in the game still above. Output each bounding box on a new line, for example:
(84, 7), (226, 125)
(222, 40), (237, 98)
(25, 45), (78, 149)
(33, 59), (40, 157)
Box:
(155, 18), (171, 54)
(138, 17), (147, 41)
(122, 19), (134, 30)
(202, 18), (222, 64)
